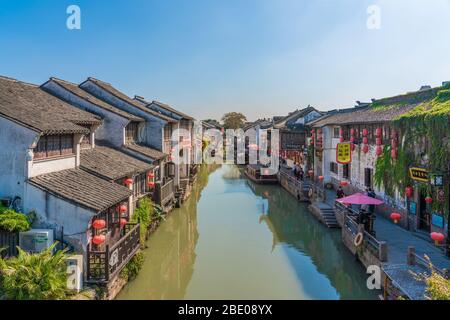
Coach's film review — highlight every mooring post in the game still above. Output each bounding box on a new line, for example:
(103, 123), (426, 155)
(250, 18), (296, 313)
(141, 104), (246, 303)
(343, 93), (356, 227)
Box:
(407, 246), (416, 266)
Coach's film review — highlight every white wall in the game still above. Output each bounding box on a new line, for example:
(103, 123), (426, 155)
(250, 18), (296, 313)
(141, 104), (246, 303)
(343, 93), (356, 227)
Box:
(0, 117), (37, 203)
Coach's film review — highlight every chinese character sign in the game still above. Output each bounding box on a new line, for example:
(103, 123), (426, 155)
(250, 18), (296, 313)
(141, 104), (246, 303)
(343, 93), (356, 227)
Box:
(336, 142), (352, 164)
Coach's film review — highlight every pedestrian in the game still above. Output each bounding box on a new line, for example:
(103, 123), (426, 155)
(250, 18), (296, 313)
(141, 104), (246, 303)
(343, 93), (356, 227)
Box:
(336, 186), (345, 199)
(298, 167), (304, 181)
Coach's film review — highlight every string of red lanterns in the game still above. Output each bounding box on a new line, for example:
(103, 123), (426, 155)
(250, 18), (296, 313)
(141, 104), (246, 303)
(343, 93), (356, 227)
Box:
(362, 128), (369, 154)
(390, 212), (401, 224)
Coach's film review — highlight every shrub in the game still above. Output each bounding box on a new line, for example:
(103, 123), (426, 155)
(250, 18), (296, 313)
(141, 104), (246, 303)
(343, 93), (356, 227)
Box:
(426, 271), (450, 300)
(120, 250), (145, 282)
(132, 197), (154, 245)
(0, 207), (31, 233)
(0, 243), (69, 300)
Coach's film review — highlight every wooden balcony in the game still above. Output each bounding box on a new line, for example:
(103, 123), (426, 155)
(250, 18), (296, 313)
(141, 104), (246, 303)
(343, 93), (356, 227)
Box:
(87, 223), (140, 283)
(154, 178), (175, 208)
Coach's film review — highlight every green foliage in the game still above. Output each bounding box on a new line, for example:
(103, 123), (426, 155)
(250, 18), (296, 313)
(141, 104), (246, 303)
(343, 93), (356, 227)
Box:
(221, 112), (247, 129)
(132, 197), (154, 245)
(152, 204), (166, 222)
(0, 243), (69, 300)
(412, 256), (450, 300)
(0, 206), (31, 233)
(120, 250), (145, 282)
(373, 84), (450, 216)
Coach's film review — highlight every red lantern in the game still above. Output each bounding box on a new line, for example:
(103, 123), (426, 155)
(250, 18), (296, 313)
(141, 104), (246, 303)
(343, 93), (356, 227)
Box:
(376, 138), (382, 146)
(318, 176), (324, 181)
(310, 129), (315, 134)
(147, 172), (154, 178)
(430, 232), (445, 245)
(148, 181), (155, 188)
(405, 186), (414, 198)
(92, 235), (106, 245)
(376, 146), (383, 156)
(362, 137), (368, 144)
(124, 178), (133, 186)
(120, 218), (127, 228)
(339, 137), (344, 143)
(375, 128), (382, 137)
(317, 136), (323, 141)
(362, 145), (369, 153)
(350, 128), (355, 135)
(92, 219), (106, 230)
(390, 212), (401, 224)
(362, 128), (368, 136)
(350, 136), (355, 143)
(339, 128), (344, 136)
(310, 140), (314, 146)
(317, 129), (322, 134)
(340, 181), (348, 187)
(425, 196), (433, 204)
(391, 148), (398, 159)
(350, 143), (356, 151)
(119, 205), (127, 213)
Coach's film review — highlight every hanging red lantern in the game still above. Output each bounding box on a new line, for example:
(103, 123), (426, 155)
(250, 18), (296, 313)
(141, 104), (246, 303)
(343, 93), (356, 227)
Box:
(405, 186), (414, 198)
(375, 128), (382, 137)
(340, 137), (344, 143)
(430, 232), (445, 245)
(119, 205), (127, 213)
(147, 172), (154, 178)
(350, 143), (356, 151)
(317, 129), (322, 134)
(120, 218), (128, 228)
(362, 137), (368, 144)
(391, 148), (398, 159)
(148, 181), (155, 188)
(124, 178), (133, 186)
(350, 136), (355, 143)
(317, 136), (323, 141)
(362, 145), (369, 153)
(376, 146), (383, 156)
(92, 235), (106, 245)
(350, 128), (355, 135)
(339, 128), (344, 136)
(340, 181), (348, 187)
(318, 176), (324, 181)
(310, 140), (314, 145)
(362, 128), (368, 136)
(310, 129), (315, 134)
(376, 138), (382, 146)
(390, 212), (401, 224)
(92, 219), (106, 230)
(425, 196), (433, 204)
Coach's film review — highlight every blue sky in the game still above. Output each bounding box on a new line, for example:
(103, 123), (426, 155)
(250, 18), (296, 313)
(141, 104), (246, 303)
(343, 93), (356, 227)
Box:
(1, 0), (450, 121)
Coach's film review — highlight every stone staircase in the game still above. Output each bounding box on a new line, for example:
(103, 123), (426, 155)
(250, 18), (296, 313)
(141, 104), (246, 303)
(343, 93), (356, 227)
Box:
(175, 179), (190, 207)
(309, 202), (340, 228)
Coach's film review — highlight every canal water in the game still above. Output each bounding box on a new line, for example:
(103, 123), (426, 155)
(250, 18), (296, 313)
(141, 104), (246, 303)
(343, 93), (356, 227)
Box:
(118, 165), (378, 300)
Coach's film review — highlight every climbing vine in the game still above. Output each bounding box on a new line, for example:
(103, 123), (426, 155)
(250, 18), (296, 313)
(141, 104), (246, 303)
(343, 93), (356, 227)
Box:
(374, 83), (450, 217)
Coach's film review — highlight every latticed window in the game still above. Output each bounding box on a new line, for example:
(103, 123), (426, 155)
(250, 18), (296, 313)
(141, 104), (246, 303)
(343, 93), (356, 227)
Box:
(125, 122), (139, 143)
(33, 134), (74, 159)
(133, 173), (147, 197)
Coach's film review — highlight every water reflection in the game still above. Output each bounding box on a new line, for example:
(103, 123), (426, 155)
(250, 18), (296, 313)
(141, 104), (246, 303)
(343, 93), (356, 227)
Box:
(118, 165), (378, 300)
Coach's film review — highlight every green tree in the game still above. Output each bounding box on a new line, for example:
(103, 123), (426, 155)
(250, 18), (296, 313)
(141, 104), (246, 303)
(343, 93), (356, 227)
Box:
(0, 244), (69, 300)
(221, 112), (247, 129)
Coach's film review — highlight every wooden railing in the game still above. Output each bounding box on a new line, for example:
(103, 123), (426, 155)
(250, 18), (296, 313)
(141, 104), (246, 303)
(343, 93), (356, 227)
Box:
(87, 223), (140, 283)
(155, 178), (174, 206)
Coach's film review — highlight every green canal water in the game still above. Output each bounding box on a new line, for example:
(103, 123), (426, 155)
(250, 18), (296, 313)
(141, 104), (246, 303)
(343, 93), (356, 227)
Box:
(117, 165), (378, 300)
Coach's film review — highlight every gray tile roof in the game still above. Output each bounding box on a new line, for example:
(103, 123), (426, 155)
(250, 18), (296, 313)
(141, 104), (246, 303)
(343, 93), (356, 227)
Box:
(46, 78), (144, 122)
(123, 142), (167, 160)
(29, 168), (132, 212)
(274, 106), (322, 129)
(134, 96), (194, 120)
(81, 144), (154, 181)
(0, 76), (101, 134)
(84, 77), (177, 123)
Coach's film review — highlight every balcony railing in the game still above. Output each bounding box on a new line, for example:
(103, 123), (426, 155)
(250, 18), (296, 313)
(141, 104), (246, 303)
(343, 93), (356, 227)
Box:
(87, 223), (140, 283)
(155, 178), (175, 206)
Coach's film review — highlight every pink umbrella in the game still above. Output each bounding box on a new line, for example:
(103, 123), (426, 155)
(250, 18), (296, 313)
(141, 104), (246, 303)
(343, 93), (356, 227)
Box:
(336, 193), (384, 205)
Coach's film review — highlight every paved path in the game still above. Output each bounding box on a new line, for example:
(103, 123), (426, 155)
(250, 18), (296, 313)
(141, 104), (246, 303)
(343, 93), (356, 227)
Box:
(323, 187), (449, 270)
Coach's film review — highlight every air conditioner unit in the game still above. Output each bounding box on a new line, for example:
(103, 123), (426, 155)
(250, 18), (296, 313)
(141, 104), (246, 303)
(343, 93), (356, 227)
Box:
(66, 255), (83, 293)
(19, 229), (54, 253)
